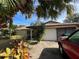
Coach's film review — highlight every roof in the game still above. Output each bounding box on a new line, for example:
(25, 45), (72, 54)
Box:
(27, 26), (44, 29)
(16, 26), (29, 30)
(26, 19), (79, 29)
(44, 21), (59, 25)
(45, 23), (79, 29)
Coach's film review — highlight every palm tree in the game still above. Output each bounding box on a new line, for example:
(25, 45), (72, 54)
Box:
(0, 0), (74, 19)
(64, 13), (79, 23)
(36, 0), (74, 19)
(0, 0), (34, 37)
(0, 0), (34, 28)
(0, 0), (75, 21)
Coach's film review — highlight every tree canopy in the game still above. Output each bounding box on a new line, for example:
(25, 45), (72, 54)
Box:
(36, 0), (74, 19)
(64, 13), (79, 23)
(0, 0), (74, 20)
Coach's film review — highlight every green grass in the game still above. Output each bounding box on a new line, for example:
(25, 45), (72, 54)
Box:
(27, 40), (39, 45)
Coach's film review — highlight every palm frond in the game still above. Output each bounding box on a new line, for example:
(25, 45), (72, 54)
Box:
(37, 0), (73, 19)
(66, 4), (74, 16)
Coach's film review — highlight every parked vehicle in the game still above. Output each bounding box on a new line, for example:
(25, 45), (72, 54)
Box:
(59, 33), (70, 40)
(58, 29), (79, 59)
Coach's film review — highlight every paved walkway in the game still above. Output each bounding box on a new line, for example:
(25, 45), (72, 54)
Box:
(29, 41), (63, 59)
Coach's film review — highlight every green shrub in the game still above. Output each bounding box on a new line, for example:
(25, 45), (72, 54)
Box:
(27, 25), (45, 41)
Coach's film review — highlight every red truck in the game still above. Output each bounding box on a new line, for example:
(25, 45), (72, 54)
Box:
(58, 29), (79, 59)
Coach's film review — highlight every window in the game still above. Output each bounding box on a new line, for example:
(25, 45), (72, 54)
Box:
(69, 31), (79, 44)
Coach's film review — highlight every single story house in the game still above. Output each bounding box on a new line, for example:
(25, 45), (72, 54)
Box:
(15, 26), (29, 39)
(42, 21), (79, 41)
(27, 21), (79, 41)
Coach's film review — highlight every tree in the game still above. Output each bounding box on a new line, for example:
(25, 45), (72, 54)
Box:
(64, 13), (79, 23)
(27, 21), (45, 41)
(0, 0), (34, 26)
(36, 0), (74, 19)
(0, 0), (34, 18)
(0, 0), (74, 19)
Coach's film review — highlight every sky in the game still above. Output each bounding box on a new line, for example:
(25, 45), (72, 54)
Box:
(13, 11), (37, 26)
(13, 0), (39, 26)
(13, 0), (79, 26)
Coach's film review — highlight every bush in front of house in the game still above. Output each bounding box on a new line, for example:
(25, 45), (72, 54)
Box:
(33, 25), (45, 41)
(27, 24), (45, 42)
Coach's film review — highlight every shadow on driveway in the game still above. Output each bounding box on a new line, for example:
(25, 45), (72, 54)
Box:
(39, 48), (63, 59)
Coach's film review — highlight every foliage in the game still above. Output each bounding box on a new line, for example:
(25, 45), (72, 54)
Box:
(64, 13), (79, 23)
(0, 0), (74, 20)
(32, 25), (45, 41)
(1, 30), (8, 35)
(0, 0), (34, 28)
(0, 0), (34, 18)
(36, 0), (74, 19)
(27, 22), (45, 41)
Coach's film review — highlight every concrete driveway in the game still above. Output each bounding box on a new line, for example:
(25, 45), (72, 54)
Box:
(29, 41), (64, 59)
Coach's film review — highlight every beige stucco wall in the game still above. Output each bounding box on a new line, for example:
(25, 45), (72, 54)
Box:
(16, 29), (27, 39)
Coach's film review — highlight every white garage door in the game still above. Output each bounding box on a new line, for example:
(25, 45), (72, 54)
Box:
(42, 29), (57, 41)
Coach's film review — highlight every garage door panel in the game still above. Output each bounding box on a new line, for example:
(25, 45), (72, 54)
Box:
(43, 29), (57, 41)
